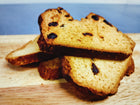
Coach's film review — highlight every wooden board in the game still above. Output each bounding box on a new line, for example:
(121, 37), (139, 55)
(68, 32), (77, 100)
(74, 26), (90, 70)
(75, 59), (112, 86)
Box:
(0, 34), (140, 105)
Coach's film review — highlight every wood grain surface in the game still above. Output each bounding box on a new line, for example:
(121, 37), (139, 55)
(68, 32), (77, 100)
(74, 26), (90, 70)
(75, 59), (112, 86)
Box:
(0, 34), (140, 105)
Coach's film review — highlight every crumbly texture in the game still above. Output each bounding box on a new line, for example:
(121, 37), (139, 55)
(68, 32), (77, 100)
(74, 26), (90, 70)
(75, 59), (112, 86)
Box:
(38, 7), (135, 55)
(5, 36), (54, 65)
(62, 56), (133, 97)
(38, 57), (62, 80)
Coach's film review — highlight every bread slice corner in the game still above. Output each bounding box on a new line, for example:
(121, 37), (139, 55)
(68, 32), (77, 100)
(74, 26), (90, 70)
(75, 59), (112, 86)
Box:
(5, 35), (53, 65)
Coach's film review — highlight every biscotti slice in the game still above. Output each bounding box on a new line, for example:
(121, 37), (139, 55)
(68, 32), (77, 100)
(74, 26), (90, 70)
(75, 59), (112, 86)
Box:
(38, 57), (62, 80)
(38, 7), (135, 55)
(38, 56), (134, 80)
(5, 35), (54, 65)
(62, 56), (133, 97)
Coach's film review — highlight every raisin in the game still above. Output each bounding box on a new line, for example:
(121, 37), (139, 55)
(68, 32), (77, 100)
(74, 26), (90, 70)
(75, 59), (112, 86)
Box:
(48, 22), (58, 26)
(82, 33), (93, 36)
(60, 24), (65, 27)
(103, 19), (112, 27)
(57, 10), (61, 13)
(65, 14), (70, 17)
(91, 15), (99, 21)
(59, 7), (63, 10)
(91, 63), (99, 75)
(99, 36), (104, 40)
(68, 19), (73, 21)
(47, 33), (57, 39)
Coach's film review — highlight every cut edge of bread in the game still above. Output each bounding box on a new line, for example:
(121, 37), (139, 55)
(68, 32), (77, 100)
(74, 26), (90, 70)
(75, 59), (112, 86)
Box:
(5, 35), (54, 65)
(38, 7), (135, 55)
(62, 55), (134, 98)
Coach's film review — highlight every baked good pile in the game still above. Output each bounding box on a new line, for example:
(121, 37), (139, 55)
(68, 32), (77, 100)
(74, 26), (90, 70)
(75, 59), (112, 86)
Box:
(6, 7), (135, 100)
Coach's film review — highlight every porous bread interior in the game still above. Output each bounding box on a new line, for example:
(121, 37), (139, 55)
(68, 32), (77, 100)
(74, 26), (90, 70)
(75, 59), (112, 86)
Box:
(7, 36), (41, 58)
(40, 7), (73, 35)
(64, 56), (131, 95)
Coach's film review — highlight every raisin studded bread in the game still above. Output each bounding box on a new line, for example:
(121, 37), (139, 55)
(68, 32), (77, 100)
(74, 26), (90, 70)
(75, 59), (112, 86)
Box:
(38, 57), (62, 80)
(5, 36), (54, 65)
(62, 56), (133, 97)
(38, 7), (73, 53)
(38, 7), (135, 56)
(38, 56), (134, 80)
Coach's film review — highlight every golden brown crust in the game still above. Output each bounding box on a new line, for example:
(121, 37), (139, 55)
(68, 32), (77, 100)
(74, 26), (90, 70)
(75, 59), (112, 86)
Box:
(6, 52), (40, 66)
(37, 44), (130, 60)
(38, 57), (62, 80)
(37, 34), (48, 52)
(125, 57), (135, 76)
(6, 52), (54, 66)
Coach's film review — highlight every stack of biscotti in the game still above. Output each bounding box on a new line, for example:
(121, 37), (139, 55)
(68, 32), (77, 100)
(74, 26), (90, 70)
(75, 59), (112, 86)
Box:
(5, 7), (135, 100)
(37, 7), (135, 99)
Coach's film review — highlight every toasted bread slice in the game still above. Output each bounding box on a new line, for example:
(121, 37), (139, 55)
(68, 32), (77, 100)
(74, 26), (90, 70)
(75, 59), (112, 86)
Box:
(38, 57), (62, 80)
(62, 56), (134, 98)
(38, 7), (135, 56)
(38, 56), (134, 80)
(5, 35), (54, 65)
(38, 7), (73, 53)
